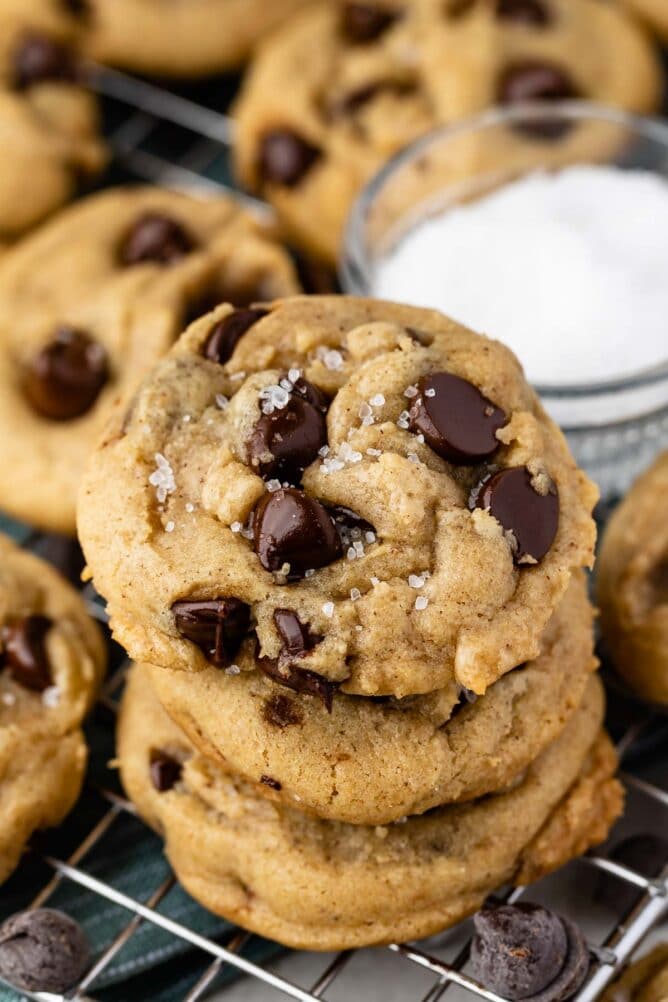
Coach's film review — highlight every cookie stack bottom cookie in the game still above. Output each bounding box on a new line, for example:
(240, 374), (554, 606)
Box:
(119, 664), (622, 950)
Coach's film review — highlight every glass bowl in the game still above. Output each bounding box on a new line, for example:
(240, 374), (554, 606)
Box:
(341, 102), (668, 501)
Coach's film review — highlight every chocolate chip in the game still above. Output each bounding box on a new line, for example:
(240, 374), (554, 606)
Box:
(330, 79), (415, 116)
(471, 903), (589, 1002)
(473, 466), (559, 563)
(13, 33), (78, 89)
(1, 616), (53, 692)
(172, 598), (251, 667)
(0, 909), (90, 994)
(120, 213), (194, 266)
(496, 0), (551, 25)
(408, 372), (507, 464)
(260, 774), (282, 791)
(248, 378), (329, 485)
(262, 693), (303, 728)
(341, 3), (398, 42)
(498, 62), (579, 138)
(259, 130), (321, 187)
(328, 505), (376, 548)
(274, 609), (323, 659)
(149, 750), (182, 792)
(260, 657), (338, 712)
(203, 308), (268, 365)
(253, 488), (342, 578)
(23, 328), (108, 422)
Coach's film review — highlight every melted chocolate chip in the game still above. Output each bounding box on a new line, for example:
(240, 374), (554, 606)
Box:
(13, 33), (78, 89)
(150, 750), (182, 792)
(496, 0), (551, 25)
(203, 309), (268, 365)
(331, 79), (415, 116)
(1, 615), (53, 692)
(260, 657), (338, 712)
(341, 3), (398, 42)
(328, 505), (376, 547)
(172, 598), (251, 667)
(23, 328), (109, 422)
(260, 774), (282, 791)
(248, 378), (328, 485)
(471, 903), (589, 1002)
(408, 372), (507, 463)
(498, 62), (579, 138)
(473, 467), (559, 564)
(120, 213), (194, 266)
(262, 693), (303, 728)
(259, 130), (321, 187)
(253, 488), (342, 578)
(274, 609), (323, 660)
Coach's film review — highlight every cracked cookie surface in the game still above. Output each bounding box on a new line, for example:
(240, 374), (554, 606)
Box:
(79, 295), (597, 700)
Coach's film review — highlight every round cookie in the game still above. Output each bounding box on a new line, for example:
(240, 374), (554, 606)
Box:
(598, 451), (668, 706)
(0, 532), (106, 885)
(150, 573), (599, 825)
(0, 186), (301, 535)
(80, 0), (313, 77)
(603, 945), (668, 1002)
(78, 295), (598, 699)
(233, 0), (662, 265)
(623, 0), (668, 44)
(119, 663), (622, 950)
(0, 0), (105, 240)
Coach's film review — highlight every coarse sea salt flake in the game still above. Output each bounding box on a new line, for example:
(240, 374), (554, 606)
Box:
(404, 385), (418, 398)
(231, 521), (243, 533)
(370, 393), (385, 407)
(415, 596), (429, 611)
(42, 686), (60, 708)
(350, 588), (361, 601)
(319, 347), (344, 371)
(165, 521), (175, 533)
(149, 453), (176, 504)
(225, 665), (241, 675)
(322, 601), (334, 618)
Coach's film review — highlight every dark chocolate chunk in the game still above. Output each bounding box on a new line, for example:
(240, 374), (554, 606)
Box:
(260, 657), (337, 712)
(0, 909), (90, 994)
(23, 328), (109, 422)
(203, 308), (268, 365)
(120, 213), (194, 266)
(274, 609), (323, 660)
(496, 0), (551, 25)
(1, 615), (53, 692)
(259, 130), (321, 187)
(408, 372), (507, 463)
(149, 750), (182, 792)
(498, 62), (579, 138)
(13, 33), (78, 89)
(473, 466), (559, 563)
(248, 377), (328, 485)
(260, 774), (282, 791)
(253, 488), (343, 578)
(341, 3), (398, 42)
(172, 598), (250, 667)
(471, 903), (589, 1002)
(262, 693), (303, 728)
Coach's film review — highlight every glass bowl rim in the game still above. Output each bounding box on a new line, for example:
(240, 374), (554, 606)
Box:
(340, 100), (668, 401)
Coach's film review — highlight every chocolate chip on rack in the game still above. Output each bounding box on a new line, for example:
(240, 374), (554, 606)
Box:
(13, 33), (78, 90)
(471, 903), (590, 1002)
(120, 213), (195, 266)
(473, 467), (559, 563)
(24, 328), (109, 422)
(150, 750), (182, 792)
(253, 488), (343, 578)
(0, 910), (90, 994)
(1, 616), (53, 692)
(341, 3), (399, 43)
(172, 599), (251, 667)
(248, 377), (329, 485)
(259, 130), (321, 187)
(496, 0), (551, 25)
(203, 309), (268, 365)
(408, 372), (507, 463)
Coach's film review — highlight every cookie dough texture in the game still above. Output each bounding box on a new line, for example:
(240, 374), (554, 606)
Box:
(0, 186), (301, 535)
(79, 296), (597, 700)
(603, 945), (668, 1002)
(233, 0), (661, 264)
(151, 573), (599, 824)
(81, 0), (312, 77)
(0, 533), (106, 885)
(0, 0), (105, 239)
(598, 451), (668, 705)
(119, 663), (622, 950)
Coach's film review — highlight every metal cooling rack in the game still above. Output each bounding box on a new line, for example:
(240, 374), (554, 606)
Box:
(1, 64), (667, 1002)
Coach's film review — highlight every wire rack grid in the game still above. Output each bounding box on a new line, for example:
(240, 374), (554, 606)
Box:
(0, 64), (667, 1002)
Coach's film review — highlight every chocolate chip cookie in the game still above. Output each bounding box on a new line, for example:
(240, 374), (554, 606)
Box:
(603, 945), (668, 1002)
(0, 0), (105, 239)
(79, 296), (598, 699)
(598, 451), (668, 706)
(0, 532), (106, 885)
(118, 662), (622, 950)
(80, 0), (312, 77)
(150, 573), (599, 824)
(233, 0), (661, 264)
(0, 186), (301, 535)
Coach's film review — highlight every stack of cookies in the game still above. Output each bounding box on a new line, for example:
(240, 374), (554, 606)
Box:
(78, 294), (623, 949)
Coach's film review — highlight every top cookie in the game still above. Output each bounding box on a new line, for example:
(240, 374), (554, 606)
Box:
(0, 185), (301, 535)
(0, 0), (105, 239)
(233, 0), (662, 264)
(80, 0), (313, 77)
(78, 295), (597, 698)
